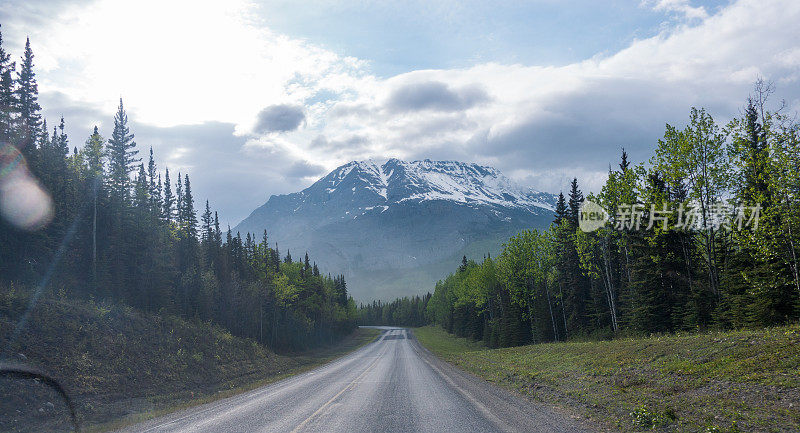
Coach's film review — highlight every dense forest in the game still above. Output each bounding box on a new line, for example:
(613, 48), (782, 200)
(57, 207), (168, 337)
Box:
(375, 82), (800, 348)
(0, 31), (357, 351)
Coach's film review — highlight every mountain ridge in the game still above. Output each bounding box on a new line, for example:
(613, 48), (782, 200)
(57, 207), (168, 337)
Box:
(235, 158), (557, 300)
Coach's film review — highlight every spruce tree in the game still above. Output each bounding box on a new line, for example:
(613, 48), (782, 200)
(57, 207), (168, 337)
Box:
(134, 164), (149, 210)
(554, 192), (567, 225)
(619, 148), (630, 172)
(162, 167), (174, 222)
(214, 212), (222, 247)
(156, 173), (163, 214)
(567, 178), (584, 227)
(0, 65), (14, 143)
(37, 118), (48, 160)
(201, 200), (213, 243)
(106, 99), (139, 202)
(147, 147), (161, 213)
(56, 116), (68, 158)
(0, 26), (16, 143)
(182, 174), (198, 239)
(14, 37), (42, 156)
(176, 173), (183, 226)
(44, 119), (70, 198)
(83, 126), (105, 179)
(741, 98), (770, 207)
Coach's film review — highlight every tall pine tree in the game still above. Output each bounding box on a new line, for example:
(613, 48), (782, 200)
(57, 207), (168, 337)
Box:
(567, 178), (584, 227)
(0, 25), (16, 143)
(14, 37), (41, 157)
(106, 99), (139, 202)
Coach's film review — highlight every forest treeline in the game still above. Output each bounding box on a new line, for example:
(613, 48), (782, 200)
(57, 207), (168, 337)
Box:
(0, 31), (356, 351)
(358, 294), (430, 327)
(373, 82), (800, 348)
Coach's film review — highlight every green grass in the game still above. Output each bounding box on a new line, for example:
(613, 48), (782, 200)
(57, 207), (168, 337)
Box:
(0, 288), (379, 432)
(414, 325), (800, 432)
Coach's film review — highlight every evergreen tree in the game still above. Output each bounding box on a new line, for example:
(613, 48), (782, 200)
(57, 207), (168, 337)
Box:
(147, 147), (161, 213)
(554, 192), (567, 225)
(619, 148), (630, 172)
(36, 118), (48, 164)
(182, 174), (198, 239)
(81, 126), (105, 288)
(56, 116), (68, 158)
(133, 164), (149, 210)
(162, 167), (174, 222)
(740, 98), (770, 207)
(567, 178), (584, 227)
(201, 200), (213, 244)
(176, 173), (183, 225)
(0, 26), (16, 143)
(106, 99), (139, 202)
(214, 212), (222, 248)
(83, 126), (105, 179)
(14, 37), (41, 156)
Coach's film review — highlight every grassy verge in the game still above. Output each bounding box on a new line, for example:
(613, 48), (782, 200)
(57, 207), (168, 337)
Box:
(414, 325), (800, 432)
(0, 289), (379, 432)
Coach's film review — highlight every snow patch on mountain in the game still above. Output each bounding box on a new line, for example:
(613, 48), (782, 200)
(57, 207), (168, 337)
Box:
(302, 158), (554, 215)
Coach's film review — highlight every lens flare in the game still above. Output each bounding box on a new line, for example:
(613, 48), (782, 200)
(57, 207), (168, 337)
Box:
(0, 143), (54, 231)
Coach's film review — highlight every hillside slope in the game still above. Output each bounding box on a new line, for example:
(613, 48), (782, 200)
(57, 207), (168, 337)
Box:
(0, 289), (376, 432)
(235, 159), (556, 300)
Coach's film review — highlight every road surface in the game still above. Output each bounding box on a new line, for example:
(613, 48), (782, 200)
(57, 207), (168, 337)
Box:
(119, 328), (593, 433)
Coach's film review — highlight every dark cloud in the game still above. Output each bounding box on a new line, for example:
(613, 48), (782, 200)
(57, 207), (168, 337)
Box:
(328, 102), (371, 119)
(285, 160), (326, 178)
(40, 91), (108, 133)
(387, 81), (489, 112)
(454, 77), (743, 193)
(476, 78), (708, 170)
(254, 104), (305, 133)
(308, 134), (372, 159)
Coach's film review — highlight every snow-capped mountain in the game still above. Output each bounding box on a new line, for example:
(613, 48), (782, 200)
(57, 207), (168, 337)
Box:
(234, 159), (557, 300)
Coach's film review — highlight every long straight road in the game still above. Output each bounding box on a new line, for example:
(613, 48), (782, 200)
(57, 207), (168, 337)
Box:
(119, 328), (593, 433)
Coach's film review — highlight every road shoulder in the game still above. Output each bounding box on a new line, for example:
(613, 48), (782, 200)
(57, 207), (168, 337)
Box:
(409, 329), (597, 433)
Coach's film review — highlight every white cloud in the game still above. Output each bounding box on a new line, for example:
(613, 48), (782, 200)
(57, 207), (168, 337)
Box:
(5, 0), (371, 130)
(3, 0), (800, 218)
(645, 0), (709, 20)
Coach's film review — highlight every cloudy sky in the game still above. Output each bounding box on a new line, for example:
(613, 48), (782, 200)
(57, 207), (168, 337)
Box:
(1, 0), (799, 226)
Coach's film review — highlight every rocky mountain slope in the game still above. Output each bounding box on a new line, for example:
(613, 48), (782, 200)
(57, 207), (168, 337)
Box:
(234, 159), (556, 300)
